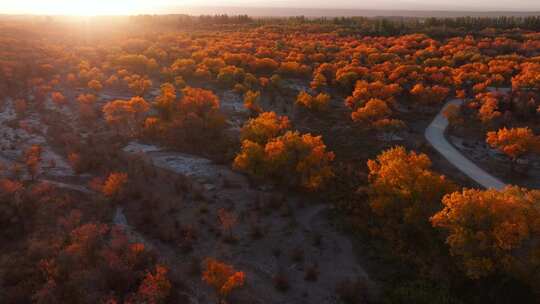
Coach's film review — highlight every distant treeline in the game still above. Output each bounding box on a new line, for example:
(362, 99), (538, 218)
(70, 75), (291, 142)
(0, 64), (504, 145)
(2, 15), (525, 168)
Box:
(128, 14), (540, 37)
(326, 16), (540, 37)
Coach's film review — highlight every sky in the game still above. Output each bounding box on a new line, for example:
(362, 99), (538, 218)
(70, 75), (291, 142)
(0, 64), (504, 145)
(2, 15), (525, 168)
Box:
(1, 0), (539, 15)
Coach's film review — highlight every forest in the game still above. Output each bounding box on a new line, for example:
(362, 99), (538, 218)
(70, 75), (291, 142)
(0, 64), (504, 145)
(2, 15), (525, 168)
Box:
(0, 14), (539, 303)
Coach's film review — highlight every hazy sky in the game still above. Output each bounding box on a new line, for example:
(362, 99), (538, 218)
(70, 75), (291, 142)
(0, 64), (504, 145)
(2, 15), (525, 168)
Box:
(1, 0), (540, 15)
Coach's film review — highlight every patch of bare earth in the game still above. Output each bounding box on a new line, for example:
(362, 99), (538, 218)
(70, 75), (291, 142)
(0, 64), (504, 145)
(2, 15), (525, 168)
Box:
(123, 142), (376, 303)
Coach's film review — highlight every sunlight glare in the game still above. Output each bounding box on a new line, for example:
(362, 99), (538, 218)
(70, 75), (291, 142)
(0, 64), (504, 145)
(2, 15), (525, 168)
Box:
(7, 0), (165, 16)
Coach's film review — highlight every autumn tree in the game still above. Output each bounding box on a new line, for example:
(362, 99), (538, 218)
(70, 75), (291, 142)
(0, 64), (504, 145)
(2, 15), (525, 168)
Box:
(512, 62), (540, 92)
(162, 87), (226, 150)
(143, 117), (161, 138)
(154, 82), (177, 119)
(475, 92), (503, 126)
(443, 103), (464, 128)
(373, 118), (406, 139)
(296, 91), (330, 112)
(171, 58), (196, 77)
(366, 146), (456, 257)
(105, 74), (120, 88)
(278, 61), (310, 77)
(112, 53), (158, 74)
(269, 74), (283, 92)
(310, 73), (327, 90)
(217, 65), (245, 88)
(77, 93), (97, 121)
(345, 80), (402, 110)
(174, 76), (186, 89)
(240, 111), (290, 144)
(202, 258), (245, 303)
(88, 79), (103, 93)
(249, 57), (278, 73)
(126, 74), (152, 96)
(486, 127), (540, 169)
(431, 186), (540, 284)
(66, 73), (78, 87)
(336, 65), (368, 92)
(102, 172), (128, 201)
(25, 145), (42, 181)
(234, 131), (334, 190)
(28, 223), (162, 303)
(486, 127), (540, 170)
(103, 96), (150, 136)
(410, 84), (450, 105)
(135, 265), (172, 303)
(351, 98), (391, 125)
(178, 87), (220, 117)
(51, 92), (66, 107)
(243, 90), (262, 114)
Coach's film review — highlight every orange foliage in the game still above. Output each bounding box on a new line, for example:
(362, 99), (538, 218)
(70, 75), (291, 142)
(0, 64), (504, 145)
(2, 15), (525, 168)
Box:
(179, 86), (220, 116)
(372, 118), (406, 135)
(149, 86), (226, 149)
(0, 178), (23, 195)
(136, 265), (172, 303)
(171, 58), (196, 77)
(88, 79), (103, 92)
(249, 57), (279, 73)
(105, 75), (119, 88)
(351, 98), (391, 124)
(77, 93), (97, 105)
(243, 90), (262, 114)
(76, 93), (98, 120)
(240, 111), (290, 144)
(367, 146), (456, 254)
(345, 80), (402, 110)
(154, 82), (177, 119)
(431, 186), (540, 280)
(310, 73), (327, 90)
(25, 145), (42, 180)
(486, 127), (540, 161)
(512, 63), (540, 91)
(51, 92), (66, 106)
(278, 61), (311, 77)
(125, 74), (152, 96)
(217, 65), (245, 87)
(410, 83), (449, 105)
(102, 172), (128, 199)
(234, 131), (334, 190)
(202, 258), (245, 301)
(102, 96), (150, 136)
(476, 92), (502, 125)
(296, 91), (330, 111)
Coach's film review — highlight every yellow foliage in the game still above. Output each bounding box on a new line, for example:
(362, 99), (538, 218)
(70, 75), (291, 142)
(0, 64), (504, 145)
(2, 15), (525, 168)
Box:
(240, 111), (290, 144)
(234, 131), (334, 190)
(486, 127), (539, 160)
(431, 186), (540, 280)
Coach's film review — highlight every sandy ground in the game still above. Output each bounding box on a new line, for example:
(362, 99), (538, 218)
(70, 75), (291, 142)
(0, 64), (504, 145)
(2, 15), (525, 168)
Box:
(123, 141), (376, 303)
(0, 99), (75, 180)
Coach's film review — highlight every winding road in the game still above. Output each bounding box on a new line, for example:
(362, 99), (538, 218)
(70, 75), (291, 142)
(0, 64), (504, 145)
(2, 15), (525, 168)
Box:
(425, 99), (506, 190)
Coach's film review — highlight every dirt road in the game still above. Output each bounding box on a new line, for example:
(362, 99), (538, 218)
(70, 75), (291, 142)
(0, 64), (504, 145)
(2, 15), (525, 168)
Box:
(425, 99), (506, 190)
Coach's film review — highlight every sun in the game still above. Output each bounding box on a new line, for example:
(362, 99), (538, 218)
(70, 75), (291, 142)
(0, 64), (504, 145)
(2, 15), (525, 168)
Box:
(6, 0), (159, 16)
